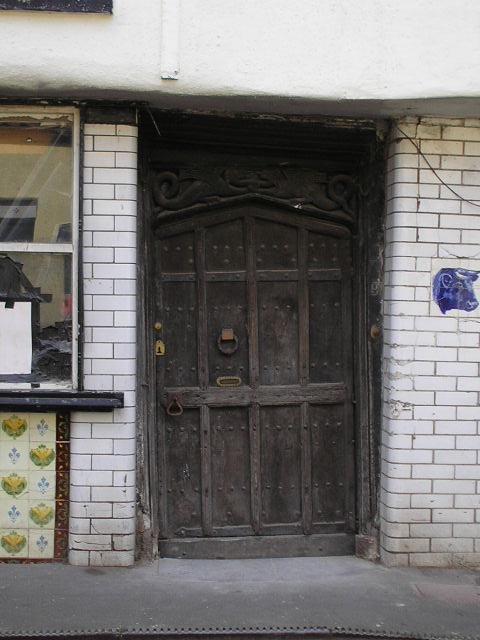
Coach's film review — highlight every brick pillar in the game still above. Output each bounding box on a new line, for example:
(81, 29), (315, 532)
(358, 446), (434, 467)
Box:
(69, 123), (137, 566)
(381, 117), (480, 568)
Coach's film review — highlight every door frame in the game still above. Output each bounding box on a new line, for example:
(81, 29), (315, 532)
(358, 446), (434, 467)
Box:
(136, 111), (386, 561)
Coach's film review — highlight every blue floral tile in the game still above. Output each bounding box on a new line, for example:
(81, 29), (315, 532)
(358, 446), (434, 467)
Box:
(28, 529), (54, 560)
(35, 475), (51, 497)
(29, 471), (55, 501)
(29, 414), (55, 443)
(0, 498), (29, 529)
(0, 441), (29, 470)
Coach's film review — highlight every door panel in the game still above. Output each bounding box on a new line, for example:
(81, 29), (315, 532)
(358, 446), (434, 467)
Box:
(165, 409), (202, 536)
(160, 231), (195, 273)
(205, 219), (246, 271)
(310, 403), (350, 527)
(307, 230), (349, 269)
(206, 282), (249, 387)
(308, 280), (344, 384)
(260, 404), (302, 530)
(258, 281), (299, 385)
(163, 282), (198, 388)
(155, 203), (355, 556)
(255, 219), (298, 269)
(211, 407), (252, 532)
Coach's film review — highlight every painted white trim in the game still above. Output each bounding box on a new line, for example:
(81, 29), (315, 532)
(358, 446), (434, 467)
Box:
(0, 242), (73, 252)
(71, 107), (80, 389)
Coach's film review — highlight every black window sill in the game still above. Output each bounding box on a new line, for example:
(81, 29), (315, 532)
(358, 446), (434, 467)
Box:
(0, 1), (112, 13)
(0, 390), (123, 411)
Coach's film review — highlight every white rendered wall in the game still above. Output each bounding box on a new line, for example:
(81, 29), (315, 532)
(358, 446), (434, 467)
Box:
(381, 117), (480, 567)
(69, 123), (137, 567)
(0, 1), (479, 113)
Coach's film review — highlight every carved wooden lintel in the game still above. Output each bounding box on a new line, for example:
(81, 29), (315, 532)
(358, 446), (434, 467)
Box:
(151, 167), (356, 228)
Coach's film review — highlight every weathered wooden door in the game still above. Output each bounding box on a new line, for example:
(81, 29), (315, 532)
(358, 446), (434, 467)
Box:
(155, 201), (355, 557)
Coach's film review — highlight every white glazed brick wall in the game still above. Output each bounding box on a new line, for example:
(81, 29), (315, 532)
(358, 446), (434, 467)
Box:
(381, 117), (480, 568)
(69, 123), (137, 567)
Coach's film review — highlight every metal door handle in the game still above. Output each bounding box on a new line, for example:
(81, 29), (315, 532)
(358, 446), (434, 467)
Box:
(166, 396), (183, 416)
(216, 375), (242, 387)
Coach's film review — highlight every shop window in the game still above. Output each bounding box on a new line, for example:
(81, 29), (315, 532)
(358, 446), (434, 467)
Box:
(0, 1), (112, 13)
(0, 110), (78, 389)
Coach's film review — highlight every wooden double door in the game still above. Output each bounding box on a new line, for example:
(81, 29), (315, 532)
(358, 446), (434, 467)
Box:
(155, 202), (356, 557)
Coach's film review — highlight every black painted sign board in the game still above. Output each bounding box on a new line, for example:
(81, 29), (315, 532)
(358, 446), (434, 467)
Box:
(0, 0), (112, 12)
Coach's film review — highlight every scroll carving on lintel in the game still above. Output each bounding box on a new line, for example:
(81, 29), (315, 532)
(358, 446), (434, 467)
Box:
(151, 167), (356, 228)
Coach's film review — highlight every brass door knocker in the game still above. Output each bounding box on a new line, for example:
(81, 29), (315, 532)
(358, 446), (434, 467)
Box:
(217, 328), (239, 356)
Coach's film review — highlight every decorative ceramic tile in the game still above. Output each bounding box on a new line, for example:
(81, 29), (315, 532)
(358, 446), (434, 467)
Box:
(0, 528), (28, 558)
(30, 471), (55, 500)
(28, 529), (54, 559)
(0, 441), (30, 470)
(29, 414), (56, 443)
(56, 471), (69, 501)
(55, 500), (69, 530)
(0, 414), (29, 442)
(56, 414), (70, 442)
(28, 443), (56, 471)
(55, 441), (69, 472)
(1, 471), (28, 498)
(28, 500), (56, 529)
(0, 412), (69, 562)
(53, 527), (68, 559)
(0, 497), (29, 529)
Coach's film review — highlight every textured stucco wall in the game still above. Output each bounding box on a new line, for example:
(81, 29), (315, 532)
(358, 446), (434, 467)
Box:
(0, 1), (479, 114)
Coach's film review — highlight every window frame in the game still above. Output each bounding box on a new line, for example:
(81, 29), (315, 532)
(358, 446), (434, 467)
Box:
(0, 106), (80, 390)
(0, 0), (112, 13)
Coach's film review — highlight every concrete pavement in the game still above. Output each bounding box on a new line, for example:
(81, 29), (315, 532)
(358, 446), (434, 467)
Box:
(0, 557), (479, 639)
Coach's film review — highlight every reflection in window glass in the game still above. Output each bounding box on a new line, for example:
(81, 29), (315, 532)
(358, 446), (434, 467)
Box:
(0, 114), (75, 388)
(0, 199), (38, 242)
(0, 119), (73, 244)
(0, 253), (72, 385)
